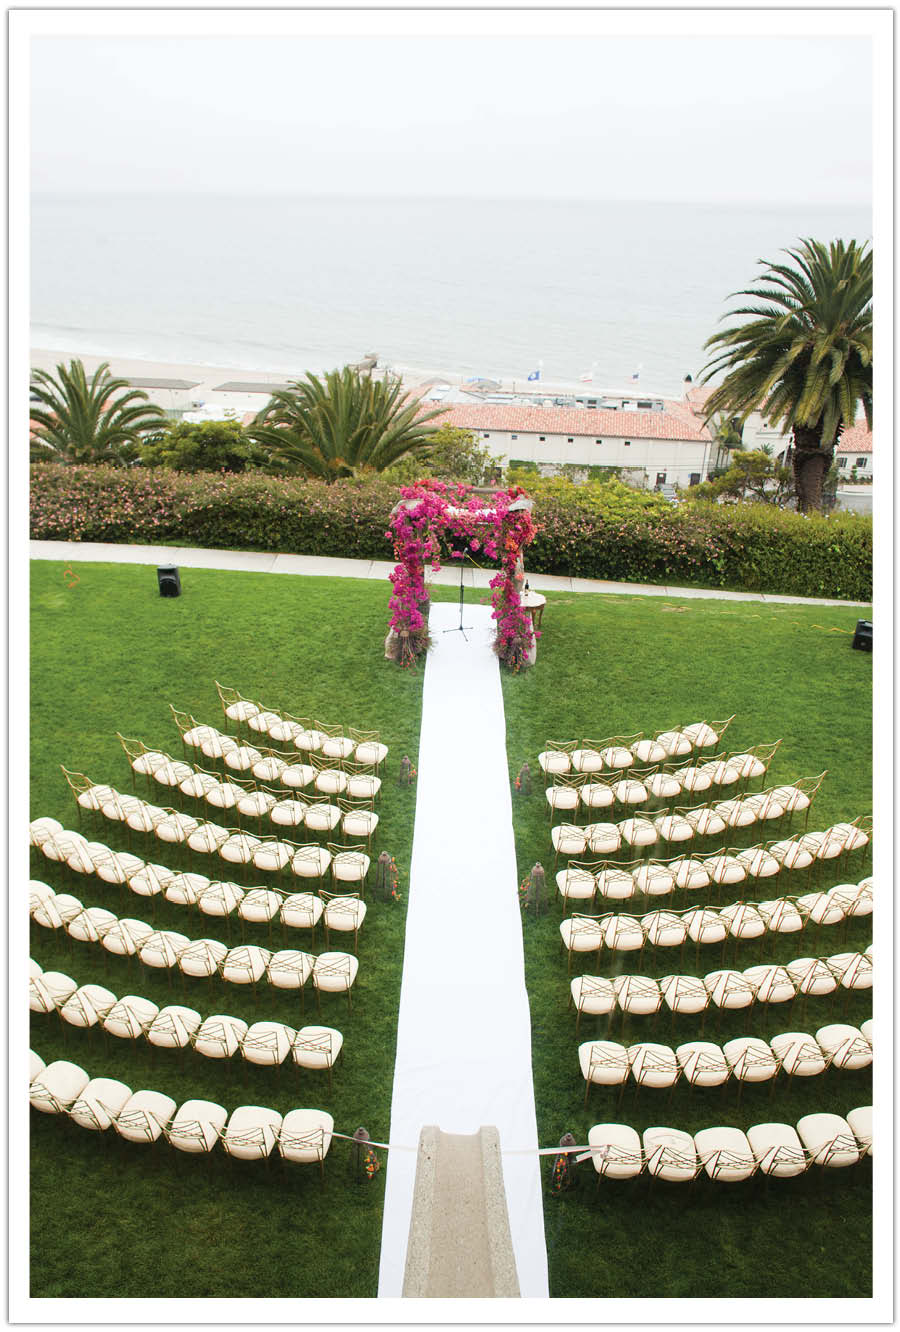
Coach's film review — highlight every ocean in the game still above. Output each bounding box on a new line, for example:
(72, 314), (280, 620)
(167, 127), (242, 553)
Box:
(31, 193), (871, 395)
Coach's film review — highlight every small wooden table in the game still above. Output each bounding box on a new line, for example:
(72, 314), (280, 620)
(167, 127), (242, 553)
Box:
(522, 589), (546, 632)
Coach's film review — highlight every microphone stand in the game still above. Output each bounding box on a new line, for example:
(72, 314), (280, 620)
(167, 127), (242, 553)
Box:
(441, 556), (472, 640)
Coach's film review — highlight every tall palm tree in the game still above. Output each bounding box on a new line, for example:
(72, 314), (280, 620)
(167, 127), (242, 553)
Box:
(30, 360), (167, 464)
(249, 366), (447, 480)
(700, 238), (872, 512)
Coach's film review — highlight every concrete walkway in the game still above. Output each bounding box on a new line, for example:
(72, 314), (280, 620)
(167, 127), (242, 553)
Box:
(30, 540), (870, 608)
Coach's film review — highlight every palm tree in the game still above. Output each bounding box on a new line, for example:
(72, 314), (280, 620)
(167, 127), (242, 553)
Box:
(249, 366), (447, 480)
(700, 238), (872, 512)
(30, 360), (167, 464)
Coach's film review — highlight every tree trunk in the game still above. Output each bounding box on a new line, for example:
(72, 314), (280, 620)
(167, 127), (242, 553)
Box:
(791, 424), (832, 514)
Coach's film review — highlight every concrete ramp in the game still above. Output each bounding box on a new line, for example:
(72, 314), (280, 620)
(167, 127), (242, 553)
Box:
(402, 1127), (520, 1298)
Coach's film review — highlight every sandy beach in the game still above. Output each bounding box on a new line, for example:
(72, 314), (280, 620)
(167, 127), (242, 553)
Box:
(30, 346), (599, 414)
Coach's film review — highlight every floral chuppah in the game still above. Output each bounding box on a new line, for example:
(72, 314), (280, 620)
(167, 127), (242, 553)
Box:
(385, 480), (538, 670)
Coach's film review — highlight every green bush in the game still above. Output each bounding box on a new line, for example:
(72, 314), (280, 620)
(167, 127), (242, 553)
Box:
(30, 464), (872, 600)
(525, 493), (872, 600)
(137, 418), (269, 473)
(385, 425), (496, 485)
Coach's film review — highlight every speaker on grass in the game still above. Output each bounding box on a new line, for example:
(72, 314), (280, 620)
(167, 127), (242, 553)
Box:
(157, 565), (181, 598)
(851, 619), (872, 651)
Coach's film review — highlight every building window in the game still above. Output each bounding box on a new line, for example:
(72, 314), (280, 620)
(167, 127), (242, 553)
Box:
(539, 436), (545, 442)
(838, 457), (847, 468)
(511, 434), (518, 440)
(623, 440), (631, 447)
(637, 400), (652, 410)
(567, 437), (574, 443)
(856, 457), (868, 468)
(595, 439), (602, 445)
(482, 432), (490, 438)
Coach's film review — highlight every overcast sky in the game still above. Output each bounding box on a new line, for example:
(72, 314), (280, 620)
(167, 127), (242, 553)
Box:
(30, 34), (872, 206)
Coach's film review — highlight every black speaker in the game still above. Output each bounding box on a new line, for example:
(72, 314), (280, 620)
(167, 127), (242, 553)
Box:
(852, 619), (872, 651)
(157, 565), (181, 598)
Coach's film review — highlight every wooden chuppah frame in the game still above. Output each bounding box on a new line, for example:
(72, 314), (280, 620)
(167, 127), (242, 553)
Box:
(385, 482), (537, 670)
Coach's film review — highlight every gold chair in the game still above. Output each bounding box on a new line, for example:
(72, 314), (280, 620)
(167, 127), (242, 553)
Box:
(214, 680), (262, 733)
(320, 889), (367, 951)
(537, 739), (579, 783)
(347, 726), (388, 771)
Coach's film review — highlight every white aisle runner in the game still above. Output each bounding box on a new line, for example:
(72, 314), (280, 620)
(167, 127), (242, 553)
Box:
(377, 601), (549, 1299)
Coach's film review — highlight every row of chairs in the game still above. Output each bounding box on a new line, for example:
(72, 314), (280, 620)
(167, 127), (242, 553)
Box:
(551, 810), (869, 864)
(214, 682), (389, 769)
(557, 843), (872, 910)
(30, 964), (343, 1084)
(538, 717), (736, 780)
(175, 704), (387, 773)
(60, 772), (380, 850)
(578, 1021), (873, 1103)
(545, 742), (785, 813)
(32, 817), (372, 887)
(584, 1109), (872, 1183)
(117, 735), (383, 804)
(560, 897), (873, 968)
(29, 1053), (334, 1173)
(570, 950), (873, 1028)
(32, 823), (369, 940)
(29, 888), (359, 1007)
(32, 872), (365, 954)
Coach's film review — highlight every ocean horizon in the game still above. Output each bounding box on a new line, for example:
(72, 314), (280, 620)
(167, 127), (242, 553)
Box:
(31, 192), (872, 396)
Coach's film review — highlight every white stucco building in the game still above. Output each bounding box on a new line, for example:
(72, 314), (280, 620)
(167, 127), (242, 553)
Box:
(427, 399), (723, 489)
(834, 420), (873, 479)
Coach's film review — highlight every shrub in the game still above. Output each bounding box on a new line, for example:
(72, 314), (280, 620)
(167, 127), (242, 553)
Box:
(526, 494), (872, 600)
(137, 419), (268, 473)
(30, 465), (872, 600)
(384, 426), (496, 486)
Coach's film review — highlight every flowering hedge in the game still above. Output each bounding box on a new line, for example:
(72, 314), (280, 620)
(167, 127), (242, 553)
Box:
(30, 465), (872, 601)
(29, 464), (397, 558)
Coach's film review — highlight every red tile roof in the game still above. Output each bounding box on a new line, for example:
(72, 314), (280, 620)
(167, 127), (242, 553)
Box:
(684, 384), (716, 414)
(423, 402), (711, 442)
(836, 421), (872, 454)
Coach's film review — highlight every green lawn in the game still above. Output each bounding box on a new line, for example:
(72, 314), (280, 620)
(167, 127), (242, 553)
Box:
(29, 561), (872, 1301)
(500, 589), (873, 1299)
(29, 561), (424, 1298)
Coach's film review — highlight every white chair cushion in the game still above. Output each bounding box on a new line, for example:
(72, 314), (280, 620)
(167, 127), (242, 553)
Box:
(168, 1099), (228, 1153)
(115, 1089), (177, 1143)
(69, 1077), (133, 1131)
(694, 1126), (755, 1181)
(570, 975), (616, 1015)
(586, 1124), (643, 1179)
(747, 1122), (807, 1177)
(578, 1039), (629, 1085)
(769, 1031), (826, 1077)
(675, 1041), (729, 1086)
(643, 1127), (696, 1181)
(796, 1113), (859, 1168)
(279, 1108), (335, 1163)
(627, 1042), (678, 1087)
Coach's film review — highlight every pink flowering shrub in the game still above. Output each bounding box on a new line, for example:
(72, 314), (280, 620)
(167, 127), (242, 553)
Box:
(29, 464), (398, 559)
(386, 479), (538, 669)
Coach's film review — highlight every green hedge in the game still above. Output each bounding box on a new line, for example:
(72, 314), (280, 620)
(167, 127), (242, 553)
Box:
(30, 464), (872, 600)
(28, 464), (397, 560)
(526, 491), (873, 600)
